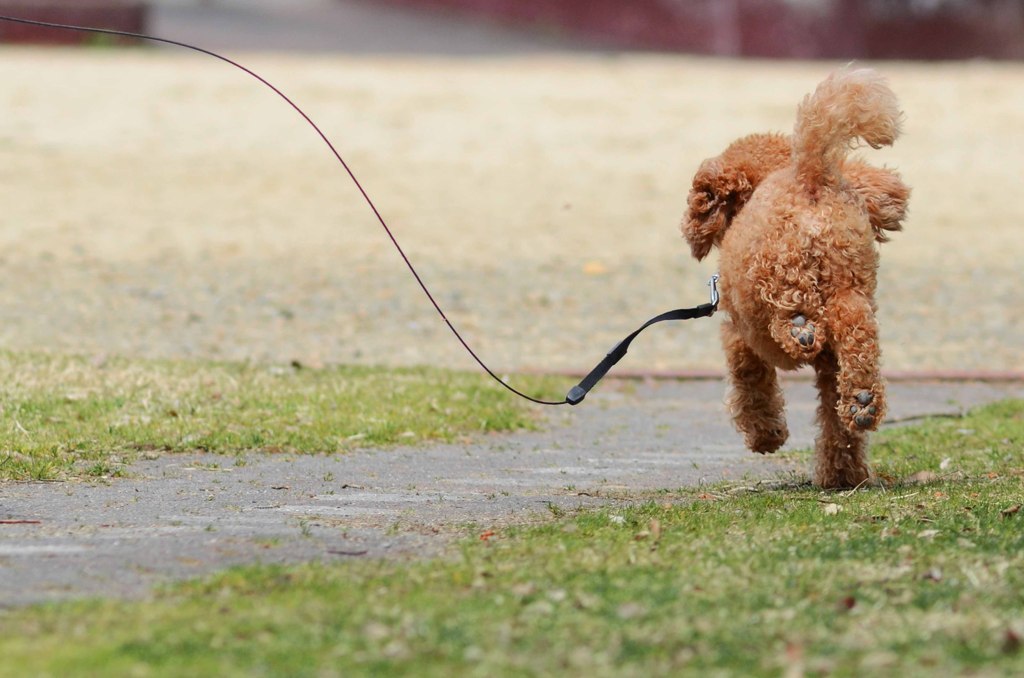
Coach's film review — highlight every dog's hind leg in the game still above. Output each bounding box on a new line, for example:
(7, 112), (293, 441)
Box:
(827, 290), (887, 433)
(812, 350), (871, 489)
(722, 319), (789, 454)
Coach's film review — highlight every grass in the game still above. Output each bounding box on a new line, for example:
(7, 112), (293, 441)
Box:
(0, 351), (561, 481)
(1, 399), (1023, 676)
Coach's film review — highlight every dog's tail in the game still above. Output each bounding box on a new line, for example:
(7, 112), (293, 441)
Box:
(792, 68), (902, 194)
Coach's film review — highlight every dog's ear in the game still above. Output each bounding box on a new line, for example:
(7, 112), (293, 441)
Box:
(843, 160), (911, 242)
(683, 133), (792, 260)
(682, 158), (754, 261)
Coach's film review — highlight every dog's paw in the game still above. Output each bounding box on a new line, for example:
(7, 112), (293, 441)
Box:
(840, 389), (885, 432)
(789, 314), (817, 348)
(742, 420), (790, 454)
(773, 314), (825, 361)
(815, 464), (873, 490)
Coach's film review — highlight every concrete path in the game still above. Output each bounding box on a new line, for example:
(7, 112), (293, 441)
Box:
(3, 378), (1022, 607)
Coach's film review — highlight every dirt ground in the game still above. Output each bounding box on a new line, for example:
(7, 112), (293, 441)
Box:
(0, 50), (1021, 373)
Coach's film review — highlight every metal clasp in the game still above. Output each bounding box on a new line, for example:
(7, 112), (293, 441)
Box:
(707, 273), (720, 311)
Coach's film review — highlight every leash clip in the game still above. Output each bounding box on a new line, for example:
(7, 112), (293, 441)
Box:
(565, 274), (721, 406)
(707, 273), (720, 312)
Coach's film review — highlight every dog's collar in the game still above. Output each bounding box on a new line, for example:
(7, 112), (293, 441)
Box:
(566, 275), (719, 405)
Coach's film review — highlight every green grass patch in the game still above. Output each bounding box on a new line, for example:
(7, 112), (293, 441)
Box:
(1, 400), (1023, 675)
(0, 351), (561, 481)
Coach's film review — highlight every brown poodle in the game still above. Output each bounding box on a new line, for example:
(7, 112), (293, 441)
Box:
(682, 69), (910, 489)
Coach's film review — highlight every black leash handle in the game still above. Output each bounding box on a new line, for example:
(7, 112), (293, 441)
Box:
(566, 274), (719, 405)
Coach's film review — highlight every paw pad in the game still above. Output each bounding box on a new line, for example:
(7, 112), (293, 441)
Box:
(849, 392), (878, 428)
(789, 315), (816, 348)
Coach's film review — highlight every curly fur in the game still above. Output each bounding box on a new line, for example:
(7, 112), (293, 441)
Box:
(681, 68), (910, 489)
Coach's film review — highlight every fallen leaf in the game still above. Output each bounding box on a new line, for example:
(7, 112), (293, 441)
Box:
(906, 470), (939, 484)
(861, 651), (899, 669)
(1003, 628), (1022, 655)
(876, 472), (898, 486)
(917, 529), (940, 540)
(524, 600), (555, 616)
(649, 518), (662, 542)
(511, 582), (536, 598)
(1001, 505), (1021, 518)
(922, 567), (943, 582)
(822, 502), (842, 516)
(479, 530), (496, 542)
(784, 642), (805, 678)
(363, 622), (390, 642)
(546, 589), (567, 603)
(616, 602), (646, 620)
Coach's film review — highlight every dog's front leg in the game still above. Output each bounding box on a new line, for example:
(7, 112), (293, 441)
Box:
(812, 350), (871, 489)
(826, 290), (886, 433)
(721, 319), (789, 453)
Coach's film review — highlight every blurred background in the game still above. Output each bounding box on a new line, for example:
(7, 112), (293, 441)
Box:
(2, 0), (1022, 58)
(0, 1), (1021, 376)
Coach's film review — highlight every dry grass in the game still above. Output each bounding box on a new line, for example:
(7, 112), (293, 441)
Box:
(0, 50), (1020, 372)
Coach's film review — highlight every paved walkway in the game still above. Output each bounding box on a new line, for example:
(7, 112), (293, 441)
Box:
(3, 379), (1022, 606)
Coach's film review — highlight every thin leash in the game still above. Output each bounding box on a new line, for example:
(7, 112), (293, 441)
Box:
(0, 14), (719, 407)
